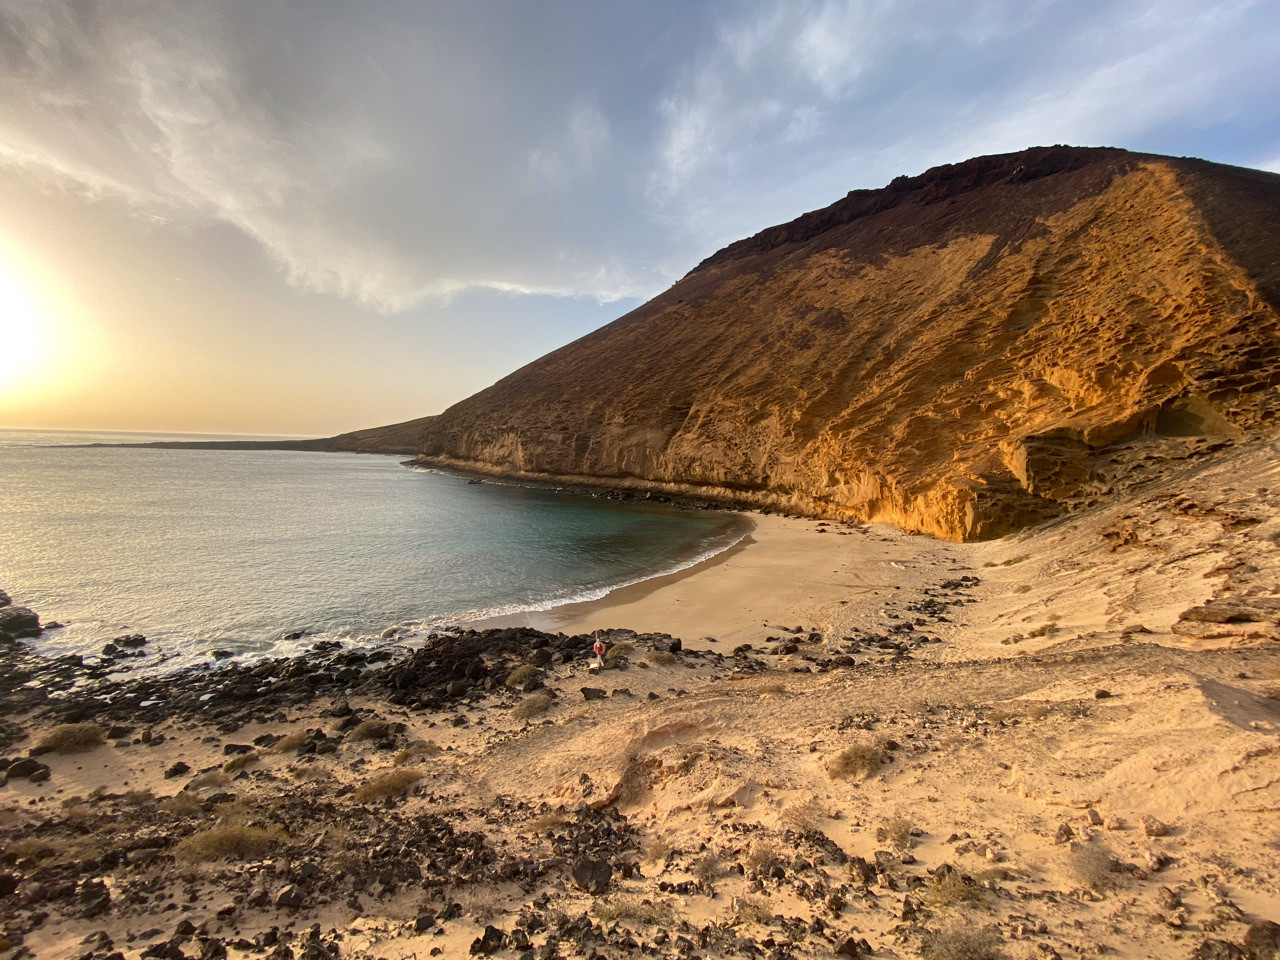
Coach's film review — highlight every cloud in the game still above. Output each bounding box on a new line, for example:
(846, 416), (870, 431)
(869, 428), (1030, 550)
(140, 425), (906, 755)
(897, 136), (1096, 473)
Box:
(2, 0), (1277, 324)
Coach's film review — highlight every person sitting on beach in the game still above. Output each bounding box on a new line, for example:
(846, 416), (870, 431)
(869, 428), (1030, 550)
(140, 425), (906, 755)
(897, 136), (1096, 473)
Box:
(593, 630), (606, 668)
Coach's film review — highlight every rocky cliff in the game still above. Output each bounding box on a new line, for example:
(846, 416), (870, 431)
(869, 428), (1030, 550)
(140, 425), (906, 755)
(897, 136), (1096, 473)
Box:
(417, 146), (1280, 540)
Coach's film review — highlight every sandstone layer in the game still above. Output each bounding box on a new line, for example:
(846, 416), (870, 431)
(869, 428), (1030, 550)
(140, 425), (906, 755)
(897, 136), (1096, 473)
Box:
(415, 146), (1280, 540)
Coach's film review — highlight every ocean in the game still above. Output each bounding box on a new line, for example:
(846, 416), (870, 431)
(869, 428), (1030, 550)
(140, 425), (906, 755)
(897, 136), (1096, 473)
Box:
(0, 429), (751, 674)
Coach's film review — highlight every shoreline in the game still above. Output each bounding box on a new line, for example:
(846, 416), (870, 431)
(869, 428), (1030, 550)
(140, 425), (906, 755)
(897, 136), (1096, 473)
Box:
(475, 512), (975, 651)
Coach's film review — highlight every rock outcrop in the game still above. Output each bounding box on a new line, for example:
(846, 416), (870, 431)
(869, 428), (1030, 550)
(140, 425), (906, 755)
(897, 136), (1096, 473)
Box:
(416, 146), (1280, 540)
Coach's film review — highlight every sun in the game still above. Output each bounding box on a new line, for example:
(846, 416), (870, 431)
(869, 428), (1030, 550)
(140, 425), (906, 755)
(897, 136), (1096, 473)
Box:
(0, 257), (53, 399)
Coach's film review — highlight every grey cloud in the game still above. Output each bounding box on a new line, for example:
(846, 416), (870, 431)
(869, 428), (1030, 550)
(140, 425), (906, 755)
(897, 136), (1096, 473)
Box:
(2, 0), (1277, 321)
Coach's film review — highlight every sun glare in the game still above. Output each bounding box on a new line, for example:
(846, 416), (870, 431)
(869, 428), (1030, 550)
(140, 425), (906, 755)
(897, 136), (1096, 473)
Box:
(0, 257), (53, 398)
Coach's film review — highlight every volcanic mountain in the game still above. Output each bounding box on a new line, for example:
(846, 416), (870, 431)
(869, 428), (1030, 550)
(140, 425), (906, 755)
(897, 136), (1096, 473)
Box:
(415, 146), (1280, 541)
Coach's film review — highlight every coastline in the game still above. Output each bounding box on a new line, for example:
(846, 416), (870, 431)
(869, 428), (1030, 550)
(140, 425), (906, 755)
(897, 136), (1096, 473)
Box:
(476, 512), (974, 651)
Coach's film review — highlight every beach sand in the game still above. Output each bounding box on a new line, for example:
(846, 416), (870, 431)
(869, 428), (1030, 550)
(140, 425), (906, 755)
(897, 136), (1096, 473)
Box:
(481, 513), (973, 651)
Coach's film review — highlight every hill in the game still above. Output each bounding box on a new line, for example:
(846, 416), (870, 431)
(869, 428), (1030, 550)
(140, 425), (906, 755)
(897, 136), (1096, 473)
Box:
(415, 146), (1280, 540)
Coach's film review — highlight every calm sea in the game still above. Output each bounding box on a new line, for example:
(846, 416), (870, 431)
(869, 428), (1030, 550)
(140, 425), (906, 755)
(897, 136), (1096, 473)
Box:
(0, 429), (750, 673)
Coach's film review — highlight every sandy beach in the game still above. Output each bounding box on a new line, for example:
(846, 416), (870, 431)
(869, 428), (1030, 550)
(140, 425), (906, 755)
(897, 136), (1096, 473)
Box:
(483, 513), (973, 652)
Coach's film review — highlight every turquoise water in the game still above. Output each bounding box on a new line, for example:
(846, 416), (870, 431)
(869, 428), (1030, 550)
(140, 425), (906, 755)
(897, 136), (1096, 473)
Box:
(0, 430), (750, 672)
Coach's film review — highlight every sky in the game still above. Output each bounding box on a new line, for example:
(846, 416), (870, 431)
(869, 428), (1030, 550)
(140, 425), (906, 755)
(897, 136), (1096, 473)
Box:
(1, 0), (1278, 436)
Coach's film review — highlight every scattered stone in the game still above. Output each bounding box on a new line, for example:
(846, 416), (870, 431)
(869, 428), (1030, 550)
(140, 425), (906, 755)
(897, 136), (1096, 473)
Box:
(1055, 823), (1075, 843)
(164, 761), (191, 779)
(1086, 808), (1104, 826)
(275, 885), (304, 909)
(1141, 816), (1170, 837)
(580, 687), (606, 702)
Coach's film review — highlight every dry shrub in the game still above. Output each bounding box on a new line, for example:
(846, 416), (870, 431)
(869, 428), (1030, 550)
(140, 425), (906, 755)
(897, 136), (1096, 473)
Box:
(123, 788), (155, 807)
(1027, 623), (1056, 638)
(781, 798), (826, 832)
(743, 840), (780, 875)
(512, 692), (552, 720)
(1069, 842), (1126, 893)
(223, 751), (260, 773)
(6, 837), (63, 863)
(923, 870), (984, 906)
(459, 889), (501, 923)
(644, 834), (675, 863)
(527, 812), (567, 833)
(271, 731), (308, 753)
(828, 740), (888, 781)
(394, 739), (441, 765)
(645, 649), (677, 666)
(920, 924), (1005, 960)
(158, 792), (204, 818)
(692, 853), (723, 883)
(35, 724), (105, 754)
(505, 664), (540, 688)
(757, 682), (788, 695)
(349, 719), (390, 740)
(175, 824), (283, 862)
(1013, 584), (1032, 594)
(593, 896), (676, 925)
(880, 815), (915, 850)
(605, 641), (635, 663)
(187, 771), (229, 791)
(354, 768), (422, 802)
(732, 896), (776, 927)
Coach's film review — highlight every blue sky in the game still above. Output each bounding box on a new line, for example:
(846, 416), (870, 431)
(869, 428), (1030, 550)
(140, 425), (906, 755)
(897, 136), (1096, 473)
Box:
(1, 0), (1278, 433)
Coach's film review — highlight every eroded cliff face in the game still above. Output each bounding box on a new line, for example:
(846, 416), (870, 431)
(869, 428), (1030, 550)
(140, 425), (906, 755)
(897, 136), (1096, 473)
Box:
(417, 147), (1280, 540)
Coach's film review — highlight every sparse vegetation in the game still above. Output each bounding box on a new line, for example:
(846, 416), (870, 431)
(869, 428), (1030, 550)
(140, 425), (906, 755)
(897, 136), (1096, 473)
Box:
(880, 815), (915, 850)
(757, 681), (788, 695)
(505, 664), (540, 688)
(1069, 842), (1127, 893)
(527, 812), (567, 833)
(187, 771), (229, 792)
(922, 869), (985, 906)
(781, 797), (826, 832)
(645, 649), (677, 666)
(1027, 622), (1056, 638)
(512, 692), (553, 719)
(271, 730), (309, 753)
(919, 924), (1006, 960)
(605, 641), (635, 663)
(743, 840), (780, 876)
(175, 824), (284, 862)
(691, 853), (723, 883)
(828, 740), (888, 781)
(222, 751), (260, 773)
(393, 739), (441, 765)
(1013, 584), (1032, 594)
(158, 792), (204, 817)
(731, 895), (776, 927)
(349, 719), (391, 740)
(6, 837), (64, 863)
(593, 895), (677, 925)
(34, 723), (105, 754)
(643, 834), (675, 863)
(354, 768), (422, 801)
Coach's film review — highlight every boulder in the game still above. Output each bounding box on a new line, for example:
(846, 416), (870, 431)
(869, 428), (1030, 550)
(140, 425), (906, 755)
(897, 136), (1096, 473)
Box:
(0, 606), (41, 641)
(571, 857), (612, 894)
(1245, 920), (1280, 960)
